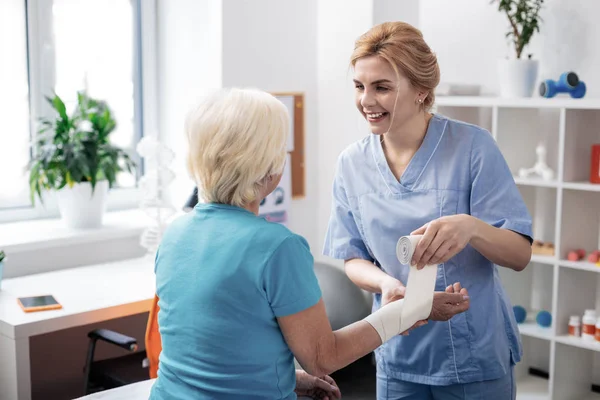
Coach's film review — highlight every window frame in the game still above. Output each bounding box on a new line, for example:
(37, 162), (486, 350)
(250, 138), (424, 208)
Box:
(0, 0), (158, 224)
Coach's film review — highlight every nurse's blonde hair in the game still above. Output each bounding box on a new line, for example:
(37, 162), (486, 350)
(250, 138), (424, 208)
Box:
(185, 88), (289, 207)
(350, 21), (440, 111)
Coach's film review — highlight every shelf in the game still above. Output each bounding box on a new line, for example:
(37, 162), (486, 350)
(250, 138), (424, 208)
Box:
(559, 260), (600, 273)
(512, 178), (600, 191)
(531, 255), (556, 265)
(514, 177), (559, 188)
(516, 375), (549, 400)
(562, 181), (600, 192)
(555, 335), (600, 352)
(435, 96), (600, 110)
(435, 92), (600, 400)
(518, 322), (553, 341)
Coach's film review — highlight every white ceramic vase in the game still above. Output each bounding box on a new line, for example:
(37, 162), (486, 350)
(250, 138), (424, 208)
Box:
(55, 180), (109, 229)
(497, 58), (539, 98)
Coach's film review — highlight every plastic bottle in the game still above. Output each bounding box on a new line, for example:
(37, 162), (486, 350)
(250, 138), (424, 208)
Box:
(582, 310), (596, 341)
(568, 315), (581, 337)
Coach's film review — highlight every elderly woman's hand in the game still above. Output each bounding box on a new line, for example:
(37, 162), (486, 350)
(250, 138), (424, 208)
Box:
(429, 283), (470, 321)
(294, 370), (341, 400)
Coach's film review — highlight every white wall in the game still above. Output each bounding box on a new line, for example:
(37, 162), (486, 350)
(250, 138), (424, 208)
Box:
(157, 0), (223, 208)
(316, 0), (374, 265)
(374, 0), (419, 27)
(420, 0), (600, 97)
(221, 0), (319, 251)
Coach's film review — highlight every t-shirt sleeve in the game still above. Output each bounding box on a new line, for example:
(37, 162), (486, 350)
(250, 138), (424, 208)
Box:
(470, 131), (533, 243)
(263, 234), (322, 317)
(322, 156), (374, 262)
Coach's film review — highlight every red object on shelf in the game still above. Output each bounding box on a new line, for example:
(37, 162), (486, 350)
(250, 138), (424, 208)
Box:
(591, 144), (600, 184)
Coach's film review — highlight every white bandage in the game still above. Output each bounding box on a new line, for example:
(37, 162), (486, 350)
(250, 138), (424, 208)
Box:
(364, 298), (405, 343)
(396, 235), (437, 332)
(364, 235), (438, 344)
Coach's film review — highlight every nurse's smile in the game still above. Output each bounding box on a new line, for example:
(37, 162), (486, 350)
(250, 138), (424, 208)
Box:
(366, 112), (388, 123)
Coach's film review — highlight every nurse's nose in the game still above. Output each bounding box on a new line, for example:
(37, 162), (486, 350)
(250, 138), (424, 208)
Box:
(361, 89), (377, 108)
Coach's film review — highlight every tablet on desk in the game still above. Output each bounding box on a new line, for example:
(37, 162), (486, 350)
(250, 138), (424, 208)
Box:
(17, 295), (63, 313)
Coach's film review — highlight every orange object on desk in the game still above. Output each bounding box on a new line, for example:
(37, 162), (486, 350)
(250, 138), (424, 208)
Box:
(17, 295), (63, 313)
(591, 144), (600, 184)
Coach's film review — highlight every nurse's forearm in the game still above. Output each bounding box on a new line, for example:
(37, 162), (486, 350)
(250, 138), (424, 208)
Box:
(344, 258), (403, 293)
(470, 218), (532, 271)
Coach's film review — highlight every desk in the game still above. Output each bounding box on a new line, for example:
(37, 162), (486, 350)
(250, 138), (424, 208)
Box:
(0, 257), (155, 400)
(74, 379), (155, 400)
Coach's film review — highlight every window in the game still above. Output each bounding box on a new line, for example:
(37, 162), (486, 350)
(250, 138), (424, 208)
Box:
(0, 0), (155, 222)
(0, 1), (31, 210)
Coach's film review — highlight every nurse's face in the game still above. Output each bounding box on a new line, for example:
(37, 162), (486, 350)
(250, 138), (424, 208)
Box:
(353, 56), (421, 136)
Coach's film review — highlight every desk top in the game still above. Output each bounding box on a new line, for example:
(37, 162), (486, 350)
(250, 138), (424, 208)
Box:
(0, 256), (155, 339)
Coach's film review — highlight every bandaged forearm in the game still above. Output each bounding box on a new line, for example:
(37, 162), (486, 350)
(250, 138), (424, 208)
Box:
(364, 235), (438, 344)
(363, 298), (405, 343)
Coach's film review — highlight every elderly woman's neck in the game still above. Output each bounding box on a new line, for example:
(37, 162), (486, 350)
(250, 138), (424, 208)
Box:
(242, 200), (261, 216)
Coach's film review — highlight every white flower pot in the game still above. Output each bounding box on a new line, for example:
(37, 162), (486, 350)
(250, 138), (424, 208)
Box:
(497, 58), (539, 98)
(55, 181), (109, 229)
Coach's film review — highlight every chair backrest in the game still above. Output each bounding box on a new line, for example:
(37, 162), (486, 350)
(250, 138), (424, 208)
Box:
(144, 294), (162, 379)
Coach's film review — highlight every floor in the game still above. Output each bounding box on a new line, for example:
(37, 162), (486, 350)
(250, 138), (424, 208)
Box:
(330, 354), (377, 399)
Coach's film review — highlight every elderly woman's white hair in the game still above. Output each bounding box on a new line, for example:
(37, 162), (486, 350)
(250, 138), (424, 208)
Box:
(185, 88), (289, 207)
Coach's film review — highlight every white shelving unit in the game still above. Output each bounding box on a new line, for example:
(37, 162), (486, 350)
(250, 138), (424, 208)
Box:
(435, 96), (600, 400)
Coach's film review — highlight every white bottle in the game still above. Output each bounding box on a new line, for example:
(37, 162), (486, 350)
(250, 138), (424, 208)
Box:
(569, 315), (581, 337)
(582, 310), (596, 341)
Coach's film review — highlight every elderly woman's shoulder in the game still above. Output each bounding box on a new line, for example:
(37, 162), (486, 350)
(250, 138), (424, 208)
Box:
(255, 218), (311, 252)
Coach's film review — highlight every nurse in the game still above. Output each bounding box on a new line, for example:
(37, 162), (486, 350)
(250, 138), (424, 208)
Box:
(324, 21), (533, 400)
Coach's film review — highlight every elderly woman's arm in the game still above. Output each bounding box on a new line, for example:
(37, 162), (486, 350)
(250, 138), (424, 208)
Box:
(278, 292), (469, 377)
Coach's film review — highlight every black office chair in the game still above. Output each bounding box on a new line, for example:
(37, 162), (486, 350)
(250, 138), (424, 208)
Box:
(82, 329), (148, 395)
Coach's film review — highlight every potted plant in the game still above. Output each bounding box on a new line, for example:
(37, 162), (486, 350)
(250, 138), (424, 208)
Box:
(28, 92), (136, 228)
(493, 0), (544, 97)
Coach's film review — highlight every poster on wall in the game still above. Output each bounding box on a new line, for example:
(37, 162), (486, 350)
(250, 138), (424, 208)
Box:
(259, 154), (291, 226)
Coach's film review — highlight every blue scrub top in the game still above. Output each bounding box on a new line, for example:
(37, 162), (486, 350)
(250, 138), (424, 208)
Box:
(151, 203), (322, 399)
(323, 114), (533, 386)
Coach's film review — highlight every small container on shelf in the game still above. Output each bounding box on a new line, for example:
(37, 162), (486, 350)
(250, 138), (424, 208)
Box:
(590, 144), (600, 184)
(532, 240), (555, 256)
(596, 318), (600, 342)
(582, 309), (597, 341)
(569, 315), (581, 337)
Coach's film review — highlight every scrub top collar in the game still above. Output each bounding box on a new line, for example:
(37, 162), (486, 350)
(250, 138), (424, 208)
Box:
(371, 113), (448, 194)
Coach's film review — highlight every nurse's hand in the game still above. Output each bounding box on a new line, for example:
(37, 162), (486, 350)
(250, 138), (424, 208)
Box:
(429, 285), (470, 321)
(410, 214), (476, 269)
(380, 277), (406, 307)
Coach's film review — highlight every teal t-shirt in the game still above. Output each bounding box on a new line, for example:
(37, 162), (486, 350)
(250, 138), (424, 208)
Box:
(149, 203), (322, 399)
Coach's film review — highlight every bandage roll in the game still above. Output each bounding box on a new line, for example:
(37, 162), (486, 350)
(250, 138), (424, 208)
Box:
(365, 234), (437, 343)
(396, 234), (422, 265)
(395, 234), (437, 333)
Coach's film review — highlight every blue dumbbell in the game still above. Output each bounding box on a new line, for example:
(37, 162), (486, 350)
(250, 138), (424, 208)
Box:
(539, 72), (586, 98)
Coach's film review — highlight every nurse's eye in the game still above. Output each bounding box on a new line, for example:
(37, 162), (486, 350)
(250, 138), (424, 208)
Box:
(376, 86), (389, 92)
(355, 84), (364, 90)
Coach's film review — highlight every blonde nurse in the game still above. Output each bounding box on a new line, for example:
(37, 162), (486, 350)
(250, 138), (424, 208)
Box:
(324, 22), (533, 399)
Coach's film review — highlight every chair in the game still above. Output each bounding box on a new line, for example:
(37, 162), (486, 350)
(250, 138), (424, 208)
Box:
(82, 295), (162, 395)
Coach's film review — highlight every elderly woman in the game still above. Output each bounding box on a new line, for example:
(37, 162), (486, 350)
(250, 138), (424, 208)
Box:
(149, 88), (470, 400)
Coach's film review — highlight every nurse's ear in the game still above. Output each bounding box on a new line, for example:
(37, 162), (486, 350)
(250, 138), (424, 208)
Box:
(415, 92), (428, 105)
